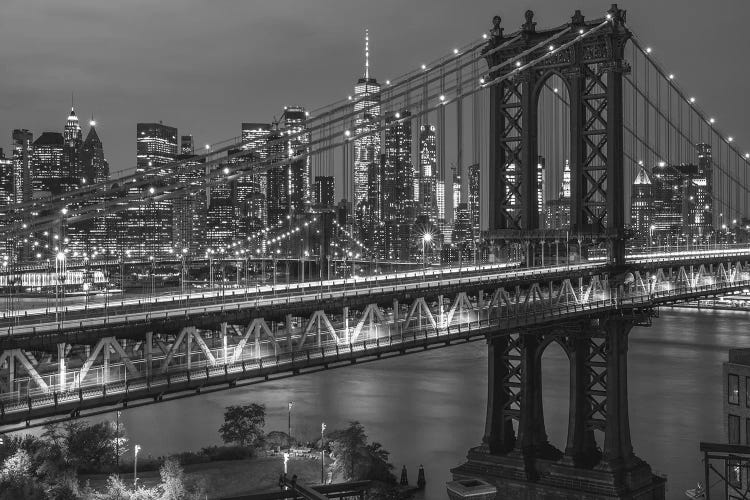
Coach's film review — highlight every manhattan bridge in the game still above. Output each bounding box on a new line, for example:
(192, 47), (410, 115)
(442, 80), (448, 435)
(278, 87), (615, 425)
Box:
(2, 5), (750, 498)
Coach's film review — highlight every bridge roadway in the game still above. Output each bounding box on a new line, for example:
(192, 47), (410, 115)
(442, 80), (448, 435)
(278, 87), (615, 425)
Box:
(2, 246), (749, 343)
(1, 247), (750, 428)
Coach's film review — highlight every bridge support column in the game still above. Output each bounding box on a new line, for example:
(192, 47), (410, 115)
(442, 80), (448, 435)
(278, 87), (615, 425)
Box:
(453, 317), (664, 499)
(57, 343), (66, 390)
(221, 323), (228, 364)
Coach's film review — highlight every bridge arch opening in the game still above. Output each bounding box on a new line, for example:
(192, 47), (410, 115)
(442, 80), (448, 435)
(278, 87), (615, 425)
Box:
(536, 72), (571, 237)
(540, 337), (570, 454)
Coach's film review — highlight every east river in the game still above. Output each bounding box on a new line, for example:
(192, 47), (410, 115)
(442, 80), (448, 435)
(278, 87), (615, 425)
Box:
(117, 308), (744, 498)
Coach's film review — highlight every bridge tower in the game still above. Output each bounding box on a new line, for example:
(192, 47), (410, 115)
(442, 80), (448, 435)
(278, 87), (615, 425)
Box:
(485, 6), (629, 266)
(453, 7), (666, 498)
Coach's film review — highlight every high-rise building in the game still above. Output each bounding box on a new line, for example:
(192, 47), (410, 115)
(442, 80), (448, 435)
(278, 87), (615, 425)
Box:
(31, 132), (66, 195)
(63, 105), (83, 178)
(80, 117), (109, 184)
(0, 150), (13, 212)
(314, 176), (335, 207)
(418, 125), (438, 225)
(353, 30), (381, 216)
(282, 106), (310, 215)
(240, 123), (271, 213)
(266, 120), (287, 227)
(126, 122), (178, 257)
(537, 156), (546, 218)
(631, 166), (654, 244)
(545, 160), (571, 230)
(381, 110), (414, 260)
(172, 154), (207, 255)
(180, 135), (194, 155)
(651, 162), (701, 238)
(452, 165), (461, 222)
(12, 129), (33, 204)
(468, 163), (480, 236)
(695, 143), (713, 233)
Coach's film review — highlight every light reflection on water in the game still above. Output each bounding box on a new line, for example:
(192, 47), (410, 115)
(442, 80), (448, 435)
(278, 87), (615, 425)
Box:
(120, 308), (746, 498)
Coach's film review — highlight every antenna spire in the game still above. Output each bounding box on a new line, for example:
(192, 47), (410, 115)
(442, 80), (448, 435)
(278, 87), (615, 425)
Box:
(364, 29), (370, 79)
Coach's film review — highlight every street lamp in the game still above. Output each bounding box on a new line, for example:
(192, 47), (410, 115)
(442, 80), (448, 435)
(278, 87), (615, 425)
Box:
(288, 401), (294, 440)
(422, 233), (433, 271)
(133, 444), (141, 486)
(55, 251), (66, 324)
(649, 225), (655, 248)
(320, 422), (326, 484)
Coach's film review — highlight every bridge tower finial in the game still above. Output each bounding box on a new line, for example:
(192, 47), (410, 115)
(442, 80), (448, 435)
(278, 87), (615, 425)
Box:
(522, 10), (536, 34)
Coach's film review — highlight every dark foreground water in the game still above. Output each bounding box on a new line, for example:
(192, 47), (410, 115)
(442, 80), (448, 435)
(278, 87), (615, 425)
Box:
(116, 308), (745, 498)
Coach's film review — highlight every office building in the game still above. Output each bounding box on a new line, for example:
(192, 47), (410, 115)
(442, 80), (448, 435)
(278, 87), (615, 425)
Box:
(418, 124), (438, 225)
(31, 132), (66, 195)
(172, 154), (207, 255)
(80, 118), (109, 184)
(381, 110), (414, 260)
(353, 30), (381, 217)
(631, 166), (654, 244)
(12, 129), (33, 204)
(468, 163), (480, 236)
(126, 122), (178, 257)
(282, 106), (310, 215)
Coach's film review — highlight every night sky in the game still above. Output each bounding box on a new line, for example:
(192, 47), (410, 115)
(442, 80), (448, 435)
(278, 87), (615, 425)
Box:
(2, 0), (749, 179)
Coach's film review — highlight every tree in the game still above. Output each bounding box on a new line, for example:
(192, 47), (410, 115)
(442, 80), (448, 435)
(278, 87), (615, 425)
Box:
(327, 422), (396, 484)
(160, 457), (186, 500)
(219, 403), (266, 448)
(265, 431), (294, 450)
(0, 449), (46, 500)
(43, 420), (126, 473)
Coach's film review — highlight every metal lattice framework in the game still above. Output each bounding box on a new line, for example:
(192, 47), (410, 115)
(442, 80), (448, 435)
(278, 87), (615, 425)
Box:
(484, 7), (630, 264)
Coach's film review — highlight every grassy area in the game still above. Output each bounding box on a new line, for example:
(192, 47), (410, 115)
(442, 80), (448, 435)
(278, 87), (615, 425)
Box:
(80, 455), (322, 499)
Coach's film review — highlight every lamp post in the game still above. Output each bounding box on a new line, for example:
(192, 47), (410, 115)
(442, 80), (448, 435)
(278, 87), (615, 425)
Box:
(320, 422), (326, 484)
(133, 444), (141, 486)
(55, 251), (66, 324)
(288, 401), (294, 440)
(649, 225), (655, 250)
(422, 233), (432, 272)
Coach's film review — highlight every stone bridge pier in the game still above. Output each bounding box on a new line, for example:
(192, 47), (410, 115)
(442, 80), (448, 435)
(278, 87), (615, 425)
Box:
(452, 315), (666, 499)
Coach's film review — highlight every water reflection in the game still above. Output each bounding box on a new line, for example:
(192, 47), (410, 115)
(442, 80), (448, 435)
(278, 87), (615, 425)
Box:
(121, 309), (742, 498)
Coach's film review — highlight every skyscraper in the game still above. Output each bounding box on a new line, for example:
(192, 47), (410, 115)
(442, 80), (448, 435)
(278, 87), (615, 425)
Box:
(418, 125), (438, 225)
(468, 163), (480, 237)
(695, 143), (713, 234)
(12, 129), (33, 204)
(545, 161), (571, 230)
(282, 106), (310, 215)
(381, 110), (414, 260)
(31, 132), (66, 195)
(353, 30), (381, 218)
(63, 106), (83, 188)
(239, 123), (271, 227)
(173, 154), (207, 255)
(537, 156), (546, 218)
(265, 120), (287, 227)
(0, 150), (13, 210)
(81, 117), (109, 184)
(631, 166), (654, 244)
(127, 122), (178, 257)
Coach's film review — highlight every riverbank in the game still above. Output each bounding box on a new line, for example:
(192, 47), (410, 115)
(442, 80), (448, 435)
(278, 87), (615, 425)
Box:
(80, 456), (321, 499)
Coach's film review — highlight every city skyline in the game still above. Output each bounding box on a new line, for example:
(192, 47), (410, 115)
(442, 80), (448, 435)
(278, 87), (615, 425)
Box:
(2, 0), (750, 189)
